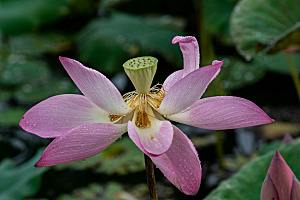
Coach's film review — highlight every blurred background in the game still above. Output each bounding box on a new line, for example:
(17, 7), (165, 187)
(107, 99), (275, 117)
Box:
(0, 0), (299, 199)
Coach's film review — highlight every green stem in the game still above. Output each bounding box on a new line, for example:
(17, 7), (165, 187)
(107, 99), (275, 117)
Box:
(144, 154), (158, 200)
(215, 131), (225, 169)
(286, 54), (300, 102)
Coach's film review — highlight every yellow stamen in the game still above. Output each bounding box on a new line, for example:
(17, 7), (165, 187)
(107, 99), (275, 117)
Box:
(114, 84), (165, 127)
(109, 114), (123, 122)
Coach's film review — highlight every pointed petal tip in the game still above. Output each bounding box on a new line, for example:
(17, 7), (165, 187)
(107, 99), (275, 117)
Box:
(59, 56), (69, 62)
(19, 115), (25, 130)
(172, 36), (197, 44)
(34, 161), (43, 167)
(212, 60), (224, 68)
(273, 150), (285, 163)
(34, 157), (48, 167)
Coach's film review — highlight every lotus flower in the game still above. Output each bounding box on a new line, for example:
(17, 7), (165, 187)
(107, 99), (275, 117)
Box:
(19, 36), (273, 195)
(261, 151), (300, 200)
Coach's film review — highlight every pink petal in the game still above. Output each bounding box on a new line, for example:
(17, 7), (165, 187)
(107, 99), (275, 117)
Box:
(151, 126), (201, 195)
(260, 175), (279, 200)
(163, 70), (184, 92)
(172, 36), (200, 73)
(19, 94), (110, 138)
(127, 119), (173, 156)
(163, 36), (200, 91)
(35, 123), (127, 167)
(59, 56), (130, 115)
(291, 178), (300, 200)
(159, 61), (223, 115)
(167, 96), (273, 130)
(268, 151), (294, 200)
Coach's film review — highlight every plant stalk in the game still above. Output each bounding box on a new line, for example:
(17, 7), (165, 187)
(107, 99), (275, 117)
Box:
(144, 154), (158, 200)
(286, 54), (300, 102)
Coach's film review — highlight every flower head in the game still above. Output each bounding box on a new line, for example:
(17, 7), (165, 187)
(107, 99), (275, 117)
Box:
(20, 35), (273, 195)
(261, 151), (300, 200)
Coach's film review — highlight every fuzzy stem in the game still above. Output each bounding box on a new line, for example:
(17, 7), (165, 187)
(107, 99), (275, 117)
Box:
(286, 54), (300, 102)
(144, 154), (158, 200)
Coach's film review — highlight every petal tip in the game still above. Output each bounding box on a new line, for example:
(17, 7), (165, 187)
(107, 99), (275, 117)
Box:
(34, 158), (47, 167)
(172, 36), (197, 44)
(59, 56), (69, 62)
(274, 150), (282, 160)
(212, 60), (224, 68)
(59, 56), (76, 66)
(19, 115), (25, 130)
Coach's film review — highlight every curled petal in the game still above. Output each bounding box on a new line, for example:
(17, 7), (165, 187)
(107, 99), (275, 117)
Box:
(163, 36), (200, 91)
(35, 123), (127, 167)
(260, 175), (279, 200)
(19, 94), (110, 138)
(151, 126), (201, 195)
(59, 56), (130, 115)
(172, 36), (200, 73)
(159, 61), (223, 115)
(167, 96), (273, 130)
(127, 118), (173, 156)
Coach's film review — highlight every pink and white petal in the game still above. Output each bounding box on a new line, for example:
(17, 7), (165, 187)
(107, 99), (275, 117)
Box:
(291, 178), (300, 200)
(260, 175), (279, 200)
(268, 151), (294, 200)
(159, 61), (223, 115)
(127, 119), (173, 156)
(151, 126), (201, 195)
(167, 96), (273, 130)
(163, 36), (202, 92)
(163, 70), (184, 92)
(19, 94), (110, 138)
(35, 123), (127, 167)
(59, 57), (130, 115)
(172, 36), (200, 73)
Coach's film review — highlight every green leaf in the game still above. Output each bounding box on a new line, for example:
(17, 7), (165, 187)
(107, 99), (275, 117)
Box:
(0, 0), (69, 34)
(77, 12), (183, 74)
(0, 107), (25, 126)
(0, 58), (50, 86)
(9, 33), (71, 55)
(14, 78), (76, 104)
(56, 138), (144, 175)
(202, 0), (236, 43)
(99, 0), (130, 12)
(0, 88), (13, 101)
(230, 0), (300, 59)
(253, 53), (300, 74)
(0, 151), (47, 200)
(219, 57), (265, 90)
(204, 139), (300, 200)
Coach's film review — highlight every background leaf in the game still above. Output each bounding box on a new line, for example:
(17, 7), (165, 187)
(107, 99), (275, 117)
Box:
(77, 12), (184, 74)
(0, 107), (25, 126)
(204, 139), (300, 200)
(0, 0), (69, 35)
(0, 151), (47, 200)
(230, 0), (300, 59)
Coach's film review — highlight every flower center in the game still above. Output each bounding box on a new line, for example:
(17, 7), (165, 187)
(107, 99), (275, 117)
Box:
(109, 56), (164, 128)
(109, 84), (165, 128)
